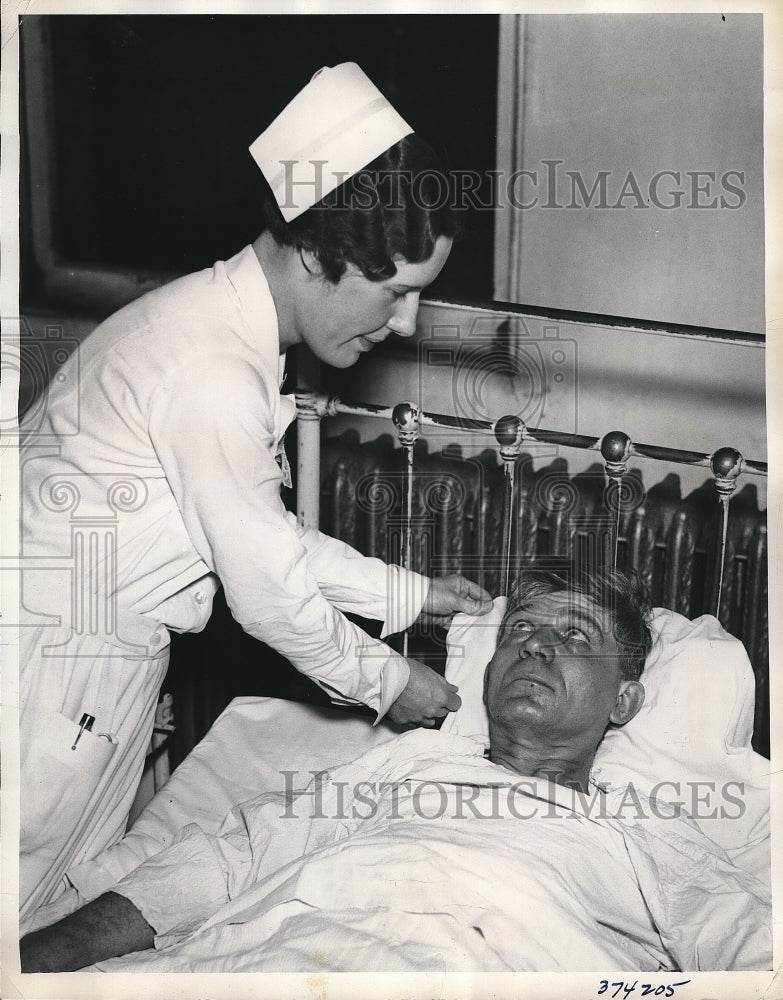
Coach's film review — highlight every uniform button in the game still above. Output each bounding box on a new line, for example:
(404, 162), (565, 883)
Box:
(194, 591), (207, 605)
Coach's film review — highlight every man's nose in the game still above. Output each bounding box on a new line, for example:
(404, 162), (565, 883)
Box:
(387, 292), (420, 338)
(519, 627), (557, 662)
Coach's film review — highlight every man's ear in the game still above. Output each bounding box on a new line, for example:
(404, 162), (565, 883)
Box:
(609, 680), (645, 727)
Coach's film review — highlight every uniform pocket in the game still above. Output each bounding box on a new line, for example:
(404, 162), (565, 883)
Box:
(20, 711), (118, 919)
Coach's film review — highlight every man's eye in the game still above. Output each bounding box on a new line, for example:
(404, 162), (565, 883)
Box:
(512, 620), (534, 635)
(559, 627), (590, 645)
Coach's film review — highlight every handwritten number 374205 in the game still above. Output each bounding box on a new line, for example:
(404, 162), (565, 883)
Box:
(597, 981), (692, 999)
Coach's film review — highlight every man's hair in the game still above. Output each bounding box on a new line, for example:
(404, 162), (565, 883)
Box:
(500, 563), (653, 682)
(260, 133), (457, 284)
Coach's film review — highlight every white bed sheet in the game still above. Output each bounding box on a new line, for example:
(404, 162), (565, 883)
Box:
(26, 698), (772, 973)
(98, 730), (771, 973)
(24, 698), (397, 934)
(99, 698), (398, 873)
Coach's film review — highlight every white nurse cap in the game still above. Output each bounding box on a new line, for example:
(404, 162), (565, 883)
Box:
(249, 62), (413, 222)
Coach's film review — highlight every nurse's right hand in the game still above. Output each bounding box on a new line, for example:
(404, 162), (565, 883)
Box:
(387, 658), (462, 729)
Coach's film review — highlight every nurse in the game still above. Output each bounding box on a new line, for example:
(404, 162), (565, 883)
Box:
(18, 63), (491, 921)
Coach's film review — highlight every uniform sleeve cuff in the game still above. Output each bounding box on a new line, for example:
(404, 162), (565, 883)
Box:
(372, 654), (411, 725)
(65, 858), (122, 904)
(381, 567), (430, 638)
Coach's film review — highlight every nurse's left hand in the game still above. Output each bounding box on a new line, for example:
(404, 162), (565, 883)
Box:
(387, 658), (461, 728)
(418, 574), (493, 626)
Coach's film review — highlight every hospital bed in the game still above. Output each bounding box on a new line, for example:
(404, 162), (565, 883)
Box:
(29, 603), (770, 971)
(25, 375), (771, 972)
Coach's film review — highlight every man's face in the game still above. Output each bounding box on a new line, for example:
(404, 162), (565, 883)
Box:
(485, 591), (631, 747)
(294, 236), (452, 368)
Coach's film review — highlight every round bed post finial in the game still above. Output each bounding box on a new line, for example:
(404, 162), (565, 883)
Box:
(600, 431), (633, 569)
(711, 446), (743, 499)
(494, 415), (527, 597)
(600, 430), (632, 479)
(494, 414), (526, 463)
(710, 447), (744, 620)
(392, 401), (421, 448)
(392, 402), (421, 657)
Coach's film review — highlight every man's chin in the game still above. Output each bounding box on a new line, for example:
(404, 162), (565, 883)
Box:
(492, 699), (550, 727)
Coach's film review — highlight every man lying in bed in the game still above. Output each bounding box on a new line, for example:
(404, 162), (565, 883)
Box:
(20, 566), (771, 973)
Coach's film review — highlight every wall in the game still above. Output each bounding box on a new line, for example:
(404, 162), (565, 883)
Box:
(325, 300), (767, 509)
(494, 14), (765, 334)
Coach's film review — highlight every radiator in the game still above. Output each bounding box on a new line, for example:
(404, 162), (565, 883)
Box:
(321, 432), (769, 757)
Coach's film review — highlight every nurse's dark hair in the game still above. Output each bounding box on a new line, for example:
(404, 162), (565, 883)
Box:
(259, 133), (457, 284)
(500, 562), (653, 682)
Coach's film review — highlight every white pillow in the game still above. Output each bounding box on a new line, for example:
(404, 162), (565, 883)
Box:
(440, 596), (506, 744)
(442, 602), (769, 877)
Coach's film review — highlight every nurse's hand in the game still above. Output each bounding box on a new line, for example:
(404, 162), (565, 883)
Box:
(387, 658), (461, 728)
(418, 574), (493, 626)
